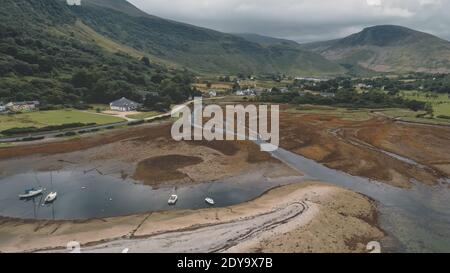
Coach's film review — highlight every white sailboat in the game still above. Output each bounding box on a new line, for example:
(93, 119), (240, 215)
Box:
(44, 172), (57, 204)
(18, 188), (45, 199)
(44, 192), (58, 203)
(205, 197), (215, 205)
(168, 194), (178, 205)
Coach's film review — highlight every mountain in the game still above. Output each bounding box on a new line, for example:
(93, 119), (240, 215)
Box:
(63, 0), (344, 76)
(234, 33), (300, 48)
(0, 0), (194, 106)
(302, 25), (450, 74)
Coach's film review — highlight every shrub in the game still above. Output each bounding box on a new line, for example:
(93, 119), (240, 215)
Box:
(21, 136), (45, 142)
(64, 131), (77, 136)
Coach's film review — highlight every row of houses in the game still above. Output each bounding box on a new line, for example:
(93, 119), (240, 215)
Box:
(0, 101), (40, 113)
(235, 87), (287, 96)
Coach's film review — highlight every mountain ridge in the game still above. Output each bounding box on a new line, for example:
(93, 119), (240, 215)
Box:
(301, 25), (450, 74)
(63, 0), (344, 76)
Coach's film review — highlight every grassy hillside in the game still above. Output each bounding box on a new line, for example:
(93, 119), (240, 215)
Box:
(0, 0), (194, 107)
(302, 25), (450, 74)
(66, 0), (344, 76)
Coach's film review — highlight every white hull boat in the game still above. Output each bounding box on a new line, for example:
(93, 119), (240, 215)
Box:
(19, 188), (45, 199)
(205, 197), (215, 205)
(168, 194), (178, 205)
(44, 192), (58, 203)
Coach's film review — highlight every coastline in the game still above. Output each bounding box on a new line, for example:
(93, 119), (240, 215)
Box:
(0, 182), (384, 253)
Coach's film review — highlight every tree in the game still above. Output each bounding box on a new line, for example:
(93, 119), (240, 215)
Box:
(141, 56), (151, 66)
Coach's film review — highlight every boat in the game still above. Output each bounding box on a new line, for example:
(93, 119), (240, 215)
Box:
(19, 188), (45, 199)
(205, 197), (215, 205)
(168, 194), (178, 205)
(44, 192), (58, 203)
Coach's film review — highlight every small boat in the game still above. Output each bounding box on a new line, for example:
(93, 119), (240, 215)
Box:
(205, 197), (215, 205)
(168, 194), (178, 205)
(44, 192), (57, 203)
(19, 188), (44, 199)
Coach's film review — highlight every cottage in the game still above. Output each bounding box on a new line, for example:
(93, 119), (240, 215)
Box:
(5, 101), (40, 112)
(0, 103), (6, 112)
(110, 97), (141, 112)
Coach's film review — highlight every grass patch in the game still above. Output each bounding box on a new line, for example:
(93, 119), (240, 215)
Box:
(379, 108), (450, 125)
(399, 91), (450, 117)
(126, 111), (162, 120)
(0, 109), (124, 132)
(285, 105), (372, 121)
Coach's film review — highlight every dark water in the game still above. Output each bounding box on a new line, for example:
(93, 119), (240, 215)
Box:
(0, 170), (301, 220)
(267, 146), (450, 253)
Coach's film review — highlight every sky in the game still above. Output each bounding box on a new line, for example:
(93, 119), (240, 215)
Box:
(127, 0), (450, 43)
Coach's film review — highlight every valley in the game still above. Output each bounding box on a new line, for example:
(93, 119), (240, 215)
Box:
(1, 0), (450, 254)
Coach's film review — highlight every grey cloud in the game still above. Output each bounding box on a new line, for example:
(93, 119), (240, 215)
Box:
(128, 0), (450, 43)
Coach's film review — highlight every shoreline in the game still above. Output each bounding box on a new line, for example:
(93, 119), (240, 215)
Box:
(0, 182), (384, 253)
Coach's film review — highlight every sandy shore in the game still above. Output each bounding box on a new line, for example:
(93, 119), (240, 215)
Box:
(0, 182), (384, 253)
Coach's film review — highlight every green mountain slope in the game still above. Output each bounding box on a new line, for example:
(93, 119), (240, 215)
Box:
(0, 0), (193, 106)
(234, 33), (300, 48)
(65, 0), (344, 76)
(302, 25), (450, 73)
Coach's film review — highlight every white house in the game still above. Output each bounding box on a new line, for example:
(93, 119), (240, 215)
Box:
(66, 0), (81, 6)
(110, 97), (141, 112)
(5, 101), (40, 112)
(0, 103), (6, 112)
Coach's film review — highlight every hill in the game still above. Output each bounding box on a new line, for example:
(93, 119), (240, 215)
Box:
(0, 0), (194, 107)
(302, 25), (450, 74)
(65, 0), (344, 76)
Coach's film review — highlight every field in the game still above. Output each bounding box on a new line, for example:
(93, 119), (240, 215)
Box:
(399, 91), (450, 117)
(126, 111), (161, 120)
(284, 105), (372, 121)
(0, 109), (124, 132)
(192, 83), (234, 92)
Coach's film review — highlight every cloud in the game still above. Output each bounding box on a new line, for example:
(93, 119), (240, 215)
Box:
(128, 0), (450, 43)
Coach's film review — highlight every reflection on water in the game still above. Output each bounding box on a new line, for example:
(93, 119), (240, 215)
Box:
(0, 170), (302, 220)
(268, 146), (450, 253)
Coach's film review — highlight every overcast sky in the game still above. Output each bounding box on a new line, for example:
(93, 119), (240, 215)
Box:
(127, 0), (450, 43)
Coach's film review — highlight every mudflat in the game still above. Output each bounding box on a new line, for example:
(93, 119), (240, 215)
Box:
(279, 108), (450, 188)
(0, 183), (383, 253)
(0, 122), (295, 188)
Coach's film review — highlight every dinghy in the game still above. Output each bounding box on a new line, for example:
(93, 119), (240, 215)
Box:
(44, 192), (57, 203)
(205, 197), (215, 205)
(168, 194), (178, 205)
(19, 188), (44, 199)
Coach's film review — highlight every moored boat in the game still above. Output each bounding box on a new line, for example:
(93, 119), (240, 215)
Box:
(205, 197), (215, 205)
(44, 192), (58, 203)
(168, 194), (178, 205)
(18, 188), (44, 199)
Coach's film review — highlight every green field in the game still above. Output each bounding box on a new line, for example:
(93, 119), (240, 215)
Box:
(399, 91), (450, 117)
(378, 108), (450, 125)
(0, 109), (125, 131)
(126, 111), (161, 120)
(285, 105), (372, 121)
